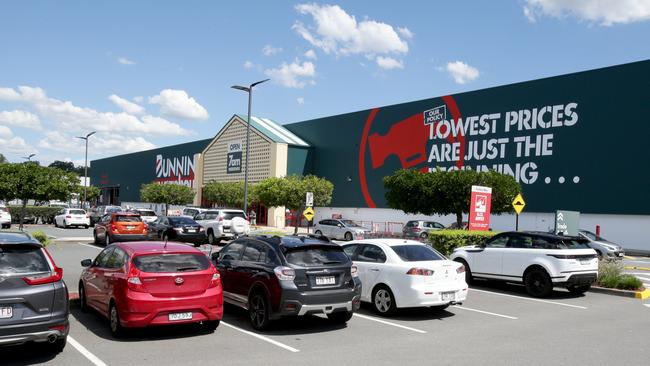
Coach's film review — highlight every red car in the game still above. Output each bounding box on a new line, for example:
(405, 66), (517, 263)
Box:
(79, 242), (223, 337)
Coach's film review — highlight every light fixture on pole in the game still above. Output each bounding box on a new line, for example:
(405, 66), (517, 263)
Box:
(21, 154), (36, 161)
(231, 78), (270, 216)
(76, 131), (96, 209)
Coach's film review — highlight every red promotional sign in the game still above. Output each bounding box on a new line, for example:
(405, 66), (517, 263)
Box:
(469, 185), (492, 231)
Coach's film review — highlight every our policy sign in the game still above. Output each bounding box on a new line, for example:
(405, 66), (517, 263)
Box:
(469, 185), (492, 231)
(227, 140), (242, 174)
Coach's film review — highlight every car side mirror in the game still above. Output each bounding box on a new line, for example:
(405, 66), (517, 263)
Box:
(81, 259), (92, 267)
(338, 224), (343, 228)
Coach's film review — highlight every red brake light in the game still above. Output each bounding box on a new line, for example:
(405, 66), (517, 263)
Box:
(111, 223), (117, 232)
(23, 267), (63, 285)
(143, 223), (148, 233)
(65, 215), (71, 219)
(406, 268), (434, 276)
(126, 264), (147, 292)
(208, 270), (221, 288)
(218, 216), (224, 222)
(456, 264), (465, 274)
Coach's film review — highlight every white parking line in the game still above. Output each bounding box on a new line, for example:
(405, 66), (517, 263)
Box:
(353, 313), (427, 334)
(469, 288), (587, 309)
(644, 304), (650, 308)
(221, 321), (300, 353)
(68, 336), (108, 366)
(451, 305), (518, 320)
(77, 243), (102, 250)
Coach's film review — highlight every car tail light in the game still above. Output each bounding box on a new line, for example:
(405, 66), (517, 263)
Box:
(456, 264), (465, 274)
(412, 227), (421, 232)
(127, 266), (146, 292)
(351, 264), (359, 278)
(274, 266), (295, 281)
(111, 223), (117, 232)
(208, 271), (221, 288)
(218, 217), (224, 222)
(65, 215), (71, 219)
(23, 267), (63, 285)
(49, 324), (67, 332)
(406, 268), (434, 276)
(143, 223), (148, 233)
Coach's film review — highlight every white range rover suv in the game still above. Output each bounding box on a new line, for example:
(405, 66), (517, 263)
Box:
(450, 231), (598, 297)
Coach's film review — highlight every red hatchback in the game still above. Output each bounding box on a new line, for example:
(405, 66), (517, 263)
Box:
(79, 242), (223, 337)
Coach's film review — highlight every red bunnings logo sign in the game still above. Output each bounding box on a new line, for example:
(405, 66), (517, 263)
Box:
(154, 154), (195, 187)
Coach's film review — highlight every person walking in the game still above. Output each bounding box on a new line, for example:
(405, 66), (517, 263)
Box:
(249, 209), (257, 226)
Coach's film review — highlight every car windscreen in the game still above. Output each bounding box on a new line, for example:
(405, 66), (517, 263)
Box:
(70, 209), (86, 215)
(392, 245), (445, 261)
(115, 215), (141, 222)
(137, 210), (156, 216)
(284, 246), (350, 267)
(133, 253), (210, 273)
(0, 245), (50, 274)
(106, 207), (122, 213)
(223, 212), (246, 220)
(169, 217), (197, 226)
(341, 219), (360, 226)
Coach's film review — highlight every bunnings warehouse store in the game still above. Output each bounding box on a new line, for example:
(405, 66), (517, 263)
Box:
(91, 60), (650, 251)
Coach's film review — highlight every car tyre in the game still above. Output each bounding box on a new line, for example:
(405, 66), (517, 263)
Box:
(344, 232), (353, 241)
(249, 292), (271, 331)
(79, 283), (88, 313)
(105, 233), (111, 246)
(64, 220), (69, 229)
(93, 231), (98, 245)
(109, 302), (124, 338)
(315, 230), (323, 235)
(372, 285), (397, 316)
(419, 232), (428, 239)
(202, 320), (220, 332)
(207, 230), (216, 245)
(327, 311), (353, 324)
(524, 267), (553, 298)
(53, 219), (58, 228)
(454, 259), (473, 285)
(567, 284), (591, 295)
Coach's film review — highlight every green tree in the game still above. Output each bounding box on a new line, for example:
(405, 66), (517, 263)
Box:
(140, 183), (195, 214)
(255, 175), (333, 232)
(48, 160), (88, 176)
(0, 162), (81, 228)
(384, 169), (521, 228)
(202, 181), (256, 208)
(0, 153), (7, 164)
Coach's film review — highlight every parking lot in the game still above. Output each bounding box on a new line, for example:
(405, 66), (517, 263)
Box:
(0, 240), (648, 366)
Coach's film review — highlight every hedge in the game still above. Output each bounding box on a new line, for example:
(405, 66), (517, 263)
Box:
(598, 260), (643, 290)
(7, 206), (63, 224)
(428, 230), (497, 256)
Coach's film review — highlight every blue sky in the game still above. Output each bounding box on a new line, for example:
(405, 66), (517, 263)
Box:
(1, 0), (649, 165)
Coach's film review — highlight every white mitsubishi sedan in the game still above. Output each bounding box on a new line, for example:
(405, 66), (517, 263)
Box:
(342, 239), (468, 316)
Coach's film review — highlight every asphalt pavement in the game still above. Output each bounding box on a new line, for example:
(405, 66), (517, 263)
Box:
(1, 240), (648, 366)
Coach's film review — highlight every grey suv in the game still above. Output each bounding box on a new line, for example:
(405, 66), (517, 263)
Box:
(0, 232), (69, 352)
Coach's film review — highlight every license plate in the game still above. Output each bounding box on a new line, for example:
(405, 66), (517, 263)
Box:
(0, 306), (13, 319)
(187, 229), (197, 233)
(126, 225), (135, 230)
(168, 312), (192, 321)
(580, 259), (591, 265)
(315, 276), (335, 285)
(441, 292), (455, 301)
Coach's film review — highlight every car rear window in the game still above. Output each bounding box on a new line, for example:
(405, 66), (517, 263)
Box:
(559, 239), (591, 249)
(223, 211), (246, 220)
(138, 210), (156, 216)
(132, 253), (210, 273)
(169, 217), (197, 225)
(70, 209), (86, 215)
(0, 245), (50, 274)
(284, 246), (350, 267)
(392, 245), (445, 261)
(115, 215), (141, 222)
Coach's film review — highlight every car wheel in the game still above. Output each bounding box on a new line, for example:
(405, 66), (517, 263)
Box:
(524, 267), (553, 298)
(372, 285), (397, 316)
(105, 233), (111, 246)
(93, 231), (98, 244)
(454, 259), (473, 285)
(202, 320), (220, 332)
(53, 219), (58, 228)
(419, 232), (428, 239)
(567, 284), (591, 295)
(46, 336), (67, 353)
(79, 283), (88, 313)
(109, 302), (124, 338)
(249, 292), (271, 331)
(84, 225), (89, 229)
(63, 220), (69, 229)
(315, 230), (323, 235)
(207, 230), (216, 245)
(327, 311), (353, 324)
(344, 232), (353, 241)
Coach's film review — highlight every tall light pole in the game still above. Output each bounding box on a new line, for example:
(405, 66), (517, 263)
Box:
(21, 153), (36, 161)
(231, 78), (269, 216)
(76, 131), (96, 209)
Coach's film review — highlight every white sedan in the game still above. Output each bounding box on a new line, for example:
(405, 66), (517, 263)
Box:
(54, 208), (90, 228)
(342, 239), (468, 315)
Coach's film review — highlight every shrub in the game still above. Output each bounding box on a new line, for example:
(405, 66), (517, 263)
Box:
(615, 275), (643, 290)
(428, 230), (497, 256)
(8, 205), (62, 224)
(597, 261), (643, 290)
(31, 230), (51, 247)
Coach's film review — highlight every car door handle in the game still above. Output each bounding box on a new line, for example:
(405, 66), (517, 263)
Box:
(370, 268), (380, 272)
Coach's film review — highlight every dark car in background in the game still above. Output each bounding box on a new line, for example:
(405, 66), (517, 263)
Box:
(90, 205), (122, 226)
(147, 216), (206, 246)
(0, 231), (69, 352)
(213, 235), (361, 330)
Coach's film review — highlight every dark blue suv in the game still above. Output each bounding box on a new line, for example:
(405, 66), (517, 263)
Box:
(213, 235), (361, 330)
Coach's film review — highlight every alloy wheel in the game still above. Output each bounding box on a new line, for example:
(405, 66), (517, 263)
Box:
(374, 289), (392, 313)
(250, 295), (266, 329)
(110, 306), (118, 333)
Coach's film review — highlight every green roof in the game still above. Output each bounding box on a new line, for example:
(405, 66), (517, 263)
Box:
(235, 114), (310, 147)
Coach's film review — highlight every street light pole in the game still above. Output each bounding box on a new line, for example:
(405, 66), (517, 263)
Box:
(21, 153), (36, 161)
(76, 131), (96, 209)
(231, 79), (269, 216)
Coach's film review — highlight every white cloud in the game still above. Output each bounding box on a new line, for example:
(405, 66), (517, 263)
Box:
(397, 26), (414, 39)
(243, 60), (255, 69)
(38, 131), (156, 155)
(118, 57), (135, 65)
(445, 61), (480, 84)
(0, 125), (31, 154)
(293, 3), (409, 61)
(108, 94), (145, 115)
(297, 97), (305, 104)
(262, 45), (283, 56)
(0, 110), (41, 129)
(149, 89), (209, 120)
(304, 49), (317, 59)
(376, 56), (404, 70)
(523, 0), (650, 26)
(0, 87), (21, 101)
(0, 125), (11, 138)
(264, 60), (316, 88)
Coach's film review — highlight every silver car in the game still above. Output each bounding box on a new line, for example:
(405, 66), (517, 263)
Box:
(314, 219), (370, 241)
(578, 230), (625, 260)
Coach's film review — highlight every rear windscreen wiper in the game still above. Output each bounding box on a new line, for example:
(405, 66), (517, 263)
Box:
(176, 266), (199, 271)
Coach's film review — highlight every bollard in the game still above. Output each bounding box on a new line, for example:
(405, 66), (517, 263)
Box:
(596, 225), (600, 237)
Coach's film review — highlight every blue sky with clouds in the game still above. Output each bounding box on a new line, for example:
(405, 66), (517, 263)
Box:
(1, 0), (649, 165)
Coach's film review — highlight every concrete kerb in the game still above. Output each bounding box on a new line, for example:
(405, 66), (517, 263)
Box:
(51, 237), (94, 242)
(589, 286), (650, 300)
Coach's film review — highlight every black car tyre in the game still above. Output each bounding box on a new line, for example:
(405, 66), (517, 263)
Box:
(63, 220), (69, 229)
(419, 232), (428, 239)
(53, 220), (58, 228)
(524, 268), (553, 298)
(327, 311), (353, 324)
(109, 303), (124, 338)
(567, 284), (591, 295)
(79, 283), (88, 313)
(372, 285), (397, 316)
(454, 259), (473, 285)
(93, 231), (98, 245)
(344, 232), (353, 241)
(315, 230), (323, 235)
(202, 320), (220, 332)
(249, 292), (271, 331)
(207, 230), (216, 245)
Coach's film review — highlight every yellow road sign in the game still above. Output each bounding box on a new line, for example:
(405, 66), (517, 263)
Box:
(512, 193), (526, 215)
(303, 207), (315, 222)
